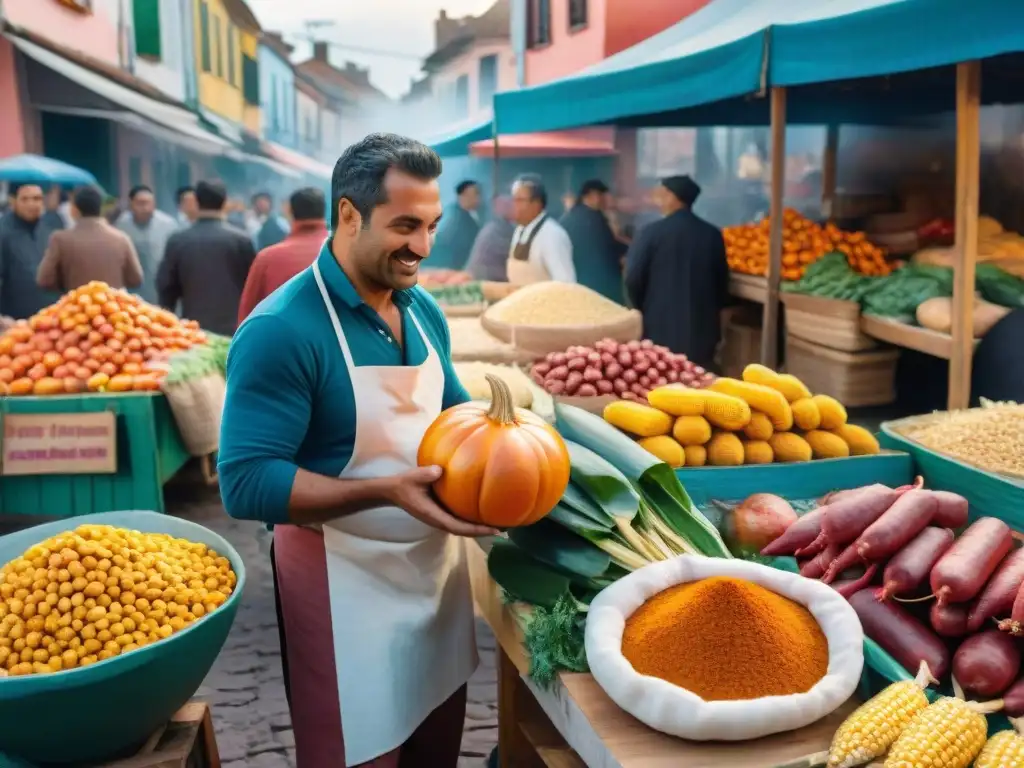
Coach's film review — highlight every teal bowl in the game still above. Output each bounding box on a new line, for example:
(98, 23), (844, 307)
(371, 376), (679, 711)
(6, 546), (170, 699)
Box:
(0, 511), (245, 765)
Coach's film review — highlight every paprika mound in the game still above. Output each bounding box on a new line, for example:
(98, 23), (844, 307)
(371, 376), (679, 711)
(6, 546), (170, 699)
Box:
(621, 576), (829, 701)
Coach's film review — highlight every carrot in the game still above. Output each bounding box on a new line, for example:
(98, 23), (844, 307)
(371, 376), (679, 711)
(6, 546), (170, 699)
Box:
(820, 484), (905, 546)
(968, 547), (1024, 631)
(932, 517), (1013, 605)
(856, 489), (937, 562)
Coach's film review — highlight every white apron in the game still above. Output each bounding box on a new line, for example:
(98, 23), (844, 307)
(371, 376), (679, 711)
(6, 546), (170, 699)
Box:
(507, 214), (552, 286)
(312, 261), (478, 766)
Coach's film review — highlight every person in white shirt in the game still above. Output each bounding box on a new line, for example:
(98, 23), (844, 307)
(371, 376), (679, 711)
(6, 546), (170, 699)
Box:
(507, 174), (575, 285)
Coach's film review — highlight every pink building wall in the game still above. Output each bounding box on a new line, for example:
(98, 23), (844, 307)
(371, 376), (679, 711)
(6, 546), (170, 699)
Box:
(523, 0), (607, 86)
(0, 39), (29, 157)
(2, 0), (124, 64)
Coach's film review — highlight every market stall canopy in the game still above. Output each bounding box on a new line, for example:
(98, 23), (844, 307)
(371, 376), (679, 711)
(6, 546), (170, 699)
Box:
(469, 128), (618, 158)
(0, 154), (97, 186)
(5, 32), (233, 156)
(262, 141), (334, 180)
(426, 117), (494, 157)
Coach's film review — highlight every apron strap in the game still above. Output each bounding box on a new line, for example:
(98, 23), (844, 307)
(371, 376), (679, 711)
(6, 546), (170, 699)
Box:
(312, 260), (356, 370)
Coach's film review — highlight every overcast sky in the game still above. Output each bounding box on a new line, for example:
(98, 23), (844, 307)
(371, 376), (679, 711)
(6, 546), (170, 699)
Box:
(248, 0), (497, 98)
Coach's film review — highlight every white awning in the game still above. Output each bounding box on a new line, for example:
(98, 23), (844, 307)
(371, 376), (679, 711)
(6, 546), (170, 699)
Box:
(7, 33), (232, 153)
(200, 109), (245, 145)
(263, 141), (333, 179)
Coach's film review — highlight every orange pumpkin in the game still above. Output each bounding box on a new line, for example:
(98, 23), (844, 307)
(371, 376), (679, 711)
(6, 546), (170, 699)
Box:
(418, 374), (570, 527)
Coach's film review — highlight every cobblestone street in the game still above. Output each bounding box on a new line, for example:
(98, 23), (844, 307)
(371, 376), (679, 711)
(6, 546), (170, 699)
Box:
(167, 478), (498, 768)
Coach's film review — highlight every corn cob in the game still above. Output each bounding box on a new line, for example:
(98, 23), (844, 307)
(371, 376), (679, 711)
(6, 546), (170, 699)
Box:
(812, 394), (848, 430)
(741, 363), (811, 402)
(825, 661), (936, 768)
(637, 436), (685, 468)
(884, 677), (1000, 768)
(791, 397), (822, 431)
(709, 377), (794, 431)
(829, 424), (881, 456)
(603, 400), (673, 437)
(743, 410), (774, 440)
(672, 415), (712, 445)
(706, 431), (744, 466)
(648, 386), (752, 429)
(682, 444), (707, 467)
(976, 718), (1024, 768)
(805, 430), (851, 460)
(769, 432), (813, 463)
(742, 439), (774, 465)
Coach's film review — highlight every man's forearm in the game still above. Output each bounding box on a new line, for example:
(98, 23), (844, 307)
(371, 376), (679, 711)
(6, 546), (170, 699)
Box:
(286, 468), (394, 525)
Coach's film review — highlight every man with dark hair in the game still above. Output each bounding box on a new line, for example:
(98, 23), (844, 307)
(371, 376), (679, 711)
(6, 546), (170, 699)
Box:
(561, 178), (627, 302)
(42, 185), (70, 231)
(220, 133), (489, 768)
(157, 180), (256, 335)
(37, 185), (143, 293)
(508, 173), (575, 284)
(248, 190), (289, 252)
(175, 186), (197, 226)
(237, 187), (329, 322)
(625, 174), (729, 365)
(466, 195), (514, 281)
(117, 185), (179, 302)
(0, 184), (60, 318)
(429, 179), (480, 271)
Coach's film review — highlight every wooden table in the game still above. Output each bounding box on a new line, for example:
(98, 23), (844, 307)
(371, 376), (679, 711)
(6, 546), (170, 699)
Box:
(729, 274), (769, 304)
(469, 544), (858, 768)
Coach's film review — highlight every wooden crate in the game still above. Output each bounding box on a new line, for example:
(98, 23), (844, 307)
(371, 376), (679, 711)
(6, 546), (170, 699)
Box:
(720, 306), (762, 379)
(98, 702), (220, 768)
(781, 293), (877, 353)
(785, 335), (900, 408)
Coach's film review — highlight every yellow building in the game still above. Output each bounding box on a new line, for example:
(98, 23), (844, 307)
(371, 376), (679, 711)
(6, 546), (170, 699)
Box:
(193, 0), (261, 136)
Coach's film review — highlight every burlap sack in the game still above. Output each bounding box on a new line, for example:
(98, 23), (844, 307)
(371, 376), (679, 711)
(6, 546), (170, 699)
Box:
(161, 374), (226, 457)
(480, 309), (643, 357)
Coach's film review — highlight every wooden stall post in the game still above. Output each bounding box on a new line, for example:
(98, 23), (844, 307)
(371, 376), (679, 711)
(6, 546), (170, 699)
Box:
(761, 87), (787, 368)
(821, 124), (840, 221)
(492, 125), (502, 201)
(949, 61), (981, 410)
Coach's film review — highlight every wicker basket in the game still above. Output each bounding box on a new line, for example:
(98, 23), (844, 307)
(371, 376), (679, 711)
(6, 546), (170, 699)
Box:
(480, 309), (643, 357)
(784, 336), (899, 407)
(781, 293), (877, 353)
(160, 374), (226, 457)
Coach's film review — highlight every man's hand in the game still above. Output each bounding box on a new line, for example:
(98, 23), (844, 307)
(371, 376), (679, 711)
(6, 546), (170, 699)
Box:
(388, 466), (499, 538)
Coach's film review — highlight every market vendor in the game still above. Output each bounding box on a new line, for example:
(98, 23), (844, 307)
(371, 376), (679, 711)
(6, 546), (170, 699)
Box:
(507, 173), (576, 285)
(0, 183), (60, 320)
(561, 179), (627, 303)
(219, 133), (497, 768)
(624, 175), (729, 368)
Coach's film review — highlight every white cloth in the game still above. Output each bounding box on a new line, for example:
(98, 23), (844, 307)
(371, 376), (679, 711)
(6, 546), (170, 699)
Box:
(311, 261), (478, 766)
(509, 212), (576, 283)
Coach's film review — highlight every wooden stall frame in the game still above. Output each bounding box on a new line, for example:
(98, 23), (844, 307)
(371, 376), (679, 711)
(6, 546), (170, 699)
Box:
(760, 87), (787, 369)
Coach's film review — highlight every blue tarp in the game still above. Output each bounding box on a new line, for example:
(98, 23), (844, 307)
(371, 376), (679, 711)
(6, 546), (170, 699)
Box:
(494, 0), (1024, 134)
(0, 154), (97, 187)
(426, 118), (493, 158)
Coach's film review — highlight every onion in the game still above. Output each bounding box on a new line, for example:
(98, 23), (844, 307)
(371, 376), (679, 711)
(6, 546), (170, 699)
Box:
(717, 494), (799, 557)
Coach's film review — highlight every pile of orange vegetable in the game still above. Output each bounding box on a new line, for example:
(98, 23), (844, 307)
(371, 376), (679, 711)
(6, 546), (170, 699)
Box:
(0, 281), (207, 396)
(724, 209), (892, 280)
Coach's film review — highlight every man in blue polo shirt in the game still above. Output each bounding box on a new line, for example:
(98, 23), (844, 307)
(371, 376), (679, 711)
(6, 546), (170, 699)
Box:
(218, 133), (497, 768)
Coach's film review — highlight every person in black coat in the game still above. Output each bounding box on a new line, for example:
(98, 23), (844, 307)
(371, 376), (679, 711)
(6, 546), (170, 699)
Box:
(624, 175), (729, 368)
(561, 179), (627, 303)
(971, 307), (1024, 405)
(157, 180), (256, 336)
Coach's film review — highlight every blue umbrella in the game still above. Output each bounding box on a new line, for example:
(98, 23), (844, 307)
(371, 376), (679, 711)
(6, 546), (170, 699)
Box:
(0, 154), (97, 186)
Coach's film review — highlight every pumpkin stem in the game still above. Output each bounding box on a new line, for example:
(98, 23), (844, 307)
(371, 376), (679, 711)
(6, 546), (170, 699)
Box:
(485, 374), (517, 424)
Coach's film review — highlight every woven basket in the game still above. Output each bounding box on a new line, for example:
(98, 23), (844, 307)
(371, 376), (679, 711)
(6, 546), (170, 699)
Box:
(480, 309), (643, 357)
(784, 336), (899, 408)
(781, 293), (876, 353)
(161, 374), (226, 457)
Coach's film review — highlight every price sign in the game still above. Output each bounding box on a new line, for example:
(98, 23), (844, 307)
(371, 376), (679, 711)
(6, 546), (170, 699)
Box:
(2, 412), (117, 476)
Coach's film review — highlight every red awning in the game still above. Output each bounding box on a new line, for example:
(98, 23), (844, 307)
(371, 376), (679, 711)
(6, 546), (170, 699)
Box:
(262, 142), (333, 179)
(470, 127), (618, 158)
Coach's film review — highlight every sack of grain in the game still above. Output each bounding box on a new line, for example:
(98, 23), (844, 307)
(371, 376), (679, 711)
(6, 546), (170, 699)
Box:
(453, 362), (534, 408)
(481, 282), (642, 355)
(161, 373), (226, 457)
(448, 318), (536, 365)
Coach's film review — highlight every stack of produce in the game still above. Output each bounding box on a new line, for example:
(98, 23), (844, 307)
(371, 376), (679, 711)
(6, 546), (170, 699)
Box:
(602, 363), (879, 468)
(724, 209), (891, 281)
(418, 268), (471, 287)
(452, 362), (535, 408)
(483, 403), (730, 685)
(915, 215), (1024, 278)
(0, 523), (236, 676)
(447, 317), (521, 363)
(0, 282), (208, 396)
(486, 281), (632, 327)
(529, 339), (715, 400)
(423, 281), (485, 308)
(890, 401), (1024, 479)
(761, 481), (1024, 710)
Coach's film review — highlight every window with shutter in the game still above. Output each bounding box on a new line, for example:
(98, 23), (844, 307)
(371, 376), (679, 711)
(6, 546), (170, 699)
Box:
(478, 54), (497, 109)
(199, 1), (211, 72)
(133, 0), (162, 59)
(243, 55), (260, 106)
(454, 75), (469, 118)
(527, 0), (551, 48)
(569, 0), (588, 29)
(227, 25), (236, 86)
(212, 16), (222, 78)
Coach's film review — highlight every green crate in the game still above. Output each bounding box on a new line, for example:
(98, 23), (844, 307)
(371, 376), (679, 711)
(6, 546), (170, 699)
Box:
(675, 452), (915, 506)
(0, 393), (190, 517)
(880, 419), (1024, 528)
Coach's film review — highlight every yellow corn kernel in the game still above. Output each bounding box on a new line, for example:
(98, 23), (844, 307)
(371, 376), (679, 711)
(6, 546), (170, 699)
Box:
(709, 378), (793, 431)
(812, 394), (848, 430)
(706, 432), (744, 466)
(884, 697), (989, 768)
(768, 432), (813, 463)
(603, 400), (673, 438)
(742, 364), (811, 402)
(672, 415), (712, 446)
(743, 411), (774, 441)
(827, 674), (931, 768)
(683, 444), (707, 467)
(805, 430), (851, 460)
(830, 423), (881, 456)
(637, 436), (685, 468)
(647, 386), (751, 430)
(976, 729), (1024, 768)
(742, 439), (773, 465)
(791, 398), (822, 431)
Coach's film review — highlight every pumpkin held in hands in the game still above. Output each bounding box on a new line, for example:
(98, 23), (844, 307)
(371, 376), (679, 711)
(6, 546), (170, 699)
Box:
(418, 374), (570, 527)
